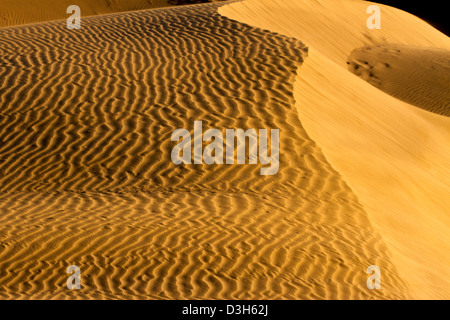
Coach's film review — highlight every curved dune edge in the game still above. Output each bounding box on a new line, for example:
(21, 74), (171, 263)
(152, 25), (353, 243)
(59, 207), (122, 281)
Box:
(220, 0), (450, 298)
(0, 2), (411, 299)
(220, 0), (450, 299)
(294, 50), (450, 300)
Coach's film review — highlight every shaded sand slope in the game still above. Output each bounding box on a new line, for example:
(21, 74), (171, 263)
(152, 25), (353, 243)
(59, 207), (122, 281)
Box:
(221, 0), (450, 299)
(0, 0), (172, 28)
(348, 44), (450, 116)
(0, 3), (408, 298)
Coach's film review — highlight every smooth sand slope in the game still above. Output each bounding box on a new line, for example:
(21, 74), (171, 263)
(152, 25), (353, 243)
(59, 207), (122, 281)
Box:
(221, 0), (450, 299)
(0, 2), (410, 299)
(0, 0), (172, 28)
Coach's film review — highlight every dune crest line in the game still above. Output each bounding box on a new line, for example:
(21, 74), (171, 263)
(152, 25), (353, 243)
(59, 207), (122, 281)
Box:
(1, 1), (408, 299)
(220, 0), (450, 299)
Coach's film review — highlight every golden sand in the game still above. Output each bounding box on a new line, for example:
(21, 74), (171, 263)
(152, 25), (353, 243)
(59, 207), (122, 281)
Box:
(0, 0), (448, 299)
(0, 0), (174, 28)
(221, 0), (450, 299)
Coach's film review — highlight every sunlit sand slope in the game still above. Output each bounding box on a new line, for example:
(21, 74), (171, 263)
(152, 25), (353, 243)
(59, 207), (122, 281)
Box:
(0, 2), (407, 299)
(220, 0), (450, 299)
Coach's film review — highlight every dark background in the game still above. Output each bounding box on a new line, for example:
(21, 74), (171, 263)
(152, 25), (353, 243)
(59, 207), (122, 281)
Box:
(368, 0), (448, 36)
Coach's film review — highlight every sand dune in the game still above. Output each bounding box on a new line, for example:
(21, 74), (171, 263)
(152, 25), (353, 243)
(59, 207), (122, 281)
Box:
(0, 0), (172, 28)
(0, 1), (411, 299)
(221, 0), (450, 299)
(347, 44), (450, 116)
(0, 0), (448, 300)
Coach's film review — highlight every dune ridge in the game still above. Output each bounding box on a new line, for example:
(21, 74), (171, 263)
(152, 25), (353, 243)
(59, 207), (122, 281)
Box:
(0, 2), (408, 299)
(220, 0), (450, 299)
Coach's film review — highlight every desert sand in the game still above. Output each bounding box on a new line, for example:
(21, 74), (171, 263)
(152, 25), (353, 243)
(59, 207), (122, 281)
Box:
(221, 0), (450, 299)
(0, 0), (173, 28)
(0, 0), (448, 299)
(348, 44), (450, 116)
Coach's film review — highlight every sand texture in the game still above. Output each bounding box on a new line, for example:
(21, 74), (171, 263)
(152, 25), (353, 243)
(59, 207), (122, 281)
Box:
(0, 0), (175, 28)
(221, 0), (450, 299)
(0, 0), (448, 299)
(347, 44), (450, 116)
